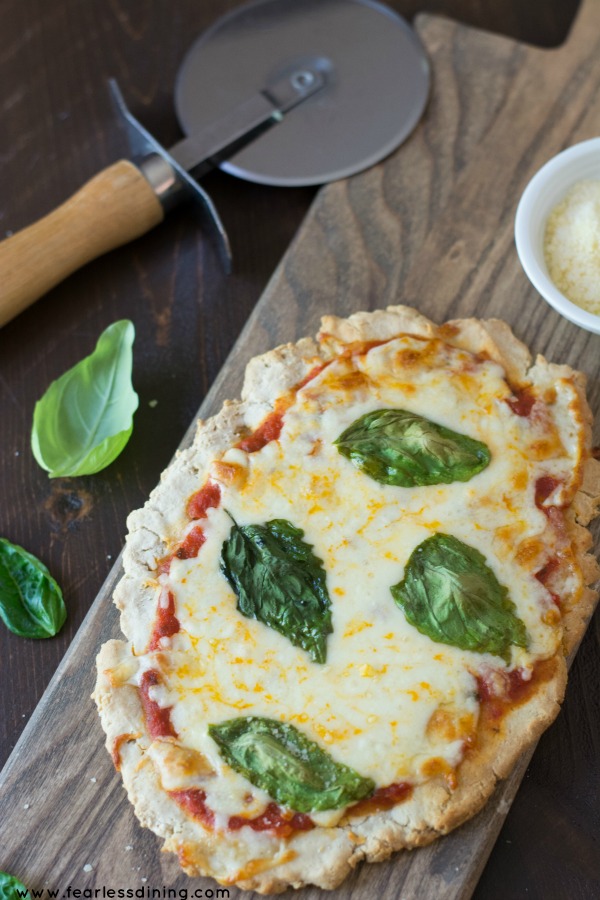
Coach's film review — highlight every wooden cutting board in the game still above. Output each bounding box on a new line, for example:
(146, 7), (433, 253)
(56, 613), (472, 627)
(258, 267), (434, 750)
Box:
(2, 2), (600, 897)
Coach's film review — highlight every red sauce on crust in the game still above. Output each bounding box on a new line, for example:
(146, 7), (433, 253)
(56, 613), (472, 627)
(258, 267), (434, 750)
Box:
(187, 482), (221, 521)
(534, 478), (569, 547)
(345, 782), (412, 817)
(506, 388), (536, 418)
(172, 781), (416, 835)
(169, 789), (215, 829)
(233, 364), (334, 456)
(155, 525), (206, 577)
(148, 590), (180, 651)
(236, 410), (284, 454)
(543, 506), (568, 540)
(535, 557), (562, 607)
(295, 363), (327, 390)
(157, 483), (221, 577)
(139, 670), (177, 739)
(535, 475), (561, 507)
(175, 525), (206, 560)
(535, 557), (560, 584)
(229, 802), (315, 837)
(476, 658), (557, 722)
(234, 363), (331, 455)
(170, 791), (314, 837)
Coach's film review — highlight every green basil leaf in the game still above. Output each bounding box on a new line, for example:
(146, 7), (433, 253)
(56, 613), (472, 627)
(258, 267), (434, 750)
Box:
(31, 320), (138, 478)
(209, 716), (375, 812)
(335, 408), (490, 487)
(391, 533), (527, 661)
(220, 516), (332, 663)
(0, 538), (66, 639)
(0, 871), (30, 900)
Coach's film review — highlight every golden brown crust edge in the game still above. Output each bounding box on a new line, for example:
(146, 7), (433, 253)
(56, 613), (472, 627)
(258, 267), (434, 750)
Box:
(93, 305), (600, 894)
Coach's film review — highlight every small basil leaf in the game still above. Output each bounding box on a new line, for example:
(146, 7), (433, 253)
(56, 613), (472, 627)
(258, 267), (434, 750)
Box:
(220, 516), (332, 663)
(209, 716), (375, 812)
(0, 871), (30, 900)
(335, 408), (490, 487)
(391, 533), (527, 661)
(0, 538), (66, 639)
(31, 320), (139, 478)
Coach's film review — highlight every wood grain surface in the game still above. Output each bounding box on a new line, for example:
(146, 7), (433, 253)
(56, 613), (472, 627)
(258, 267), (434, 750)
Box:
(1, 1), (599, 899)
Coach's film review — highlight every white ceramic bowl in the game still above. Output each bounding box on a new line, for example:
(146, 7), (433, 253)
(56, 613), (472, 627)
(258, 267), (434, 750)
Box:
(514, 136), (600, 334)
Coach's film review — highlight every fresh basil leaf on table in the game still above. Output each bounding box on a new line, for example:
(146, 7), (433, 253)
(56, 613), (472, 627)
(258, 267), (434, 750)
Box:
(335, 408), (490, 487)
(391, 533), (527, 661)
(220, 516), (333, 663)
(0, 872), (30, 900)
(0, 538), (66, 639)
(31, 320), (138, 478)
(209, 716), (374, 812)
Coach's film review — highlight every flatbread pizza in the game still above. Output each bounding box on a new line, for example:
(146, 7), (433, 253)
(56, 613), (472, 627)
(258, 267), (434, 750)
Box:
(94, 306), (600, 892)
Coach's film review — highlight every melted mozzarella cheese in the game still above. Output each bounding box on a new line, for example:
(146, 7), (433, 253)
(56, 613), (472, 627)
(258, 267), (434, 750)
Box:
(144, 336), (574, 818)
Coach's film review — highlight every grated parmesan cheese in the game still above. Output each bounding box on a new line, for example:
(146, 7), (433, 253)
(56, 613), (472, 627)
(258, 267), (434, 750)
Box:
(544, 179), (600, 315)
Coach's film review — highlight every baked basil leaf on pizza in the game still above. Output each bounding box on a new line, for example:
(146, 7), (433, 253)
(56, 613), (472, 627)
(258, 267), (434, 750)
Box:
(220, 516), (333, 663)
(391, 532), (528, 660)
(94, 307), (600, 893)
(335, 408), (491, 486)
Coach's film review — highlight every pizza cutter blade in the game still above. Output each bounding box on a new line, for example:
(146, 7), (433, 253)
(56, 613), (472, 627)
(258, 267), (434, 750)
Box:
(174, 0), (430, 187)
(0, 0), (429, 327)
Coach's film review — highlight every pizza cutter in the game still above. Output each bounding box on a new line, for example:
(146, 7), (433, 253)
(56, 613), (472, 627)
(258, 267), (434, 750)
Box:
(0, 0), (429, 328)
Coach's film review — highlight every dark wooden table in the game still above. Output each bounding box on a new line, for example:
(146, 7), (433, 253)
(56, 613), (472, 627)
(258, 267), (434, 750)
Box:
(1, 2), (597, 898)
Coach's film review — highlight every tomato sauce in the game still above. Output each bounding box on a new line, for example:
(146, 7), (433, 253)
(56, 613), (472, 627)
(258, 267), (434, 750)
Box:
(229, 802), (315, 837)
(506, 388), (536, 417)
(157, 481), (222, 578)
(175, 525), (206, 560)
(148, 590), (180, 650)
(534, 476), (568, 547)
(234, 362), (333, 454)
(187, 481), (221, 521)
(170, 791), (314, 837)
(172, 780), (416, 834)
(345, 782), (413, 817)
(236, 410), (284, 454)
(535, 557), (562, 607)
(476, 658), (557, 722)
(535, 475), (561, 507)
(170, 789), (215, 829)
(148, 525), (206, 636)
(535, 557), (560, 584)
(295, 363), (327, 390)
(139, 670), (177, 739)
(156, 526), (207, 576)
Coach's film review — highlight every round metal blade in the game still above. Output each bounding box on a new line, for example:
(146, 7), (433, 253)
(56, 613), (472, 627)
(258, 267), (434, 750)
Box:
(175, 0), (430, 187)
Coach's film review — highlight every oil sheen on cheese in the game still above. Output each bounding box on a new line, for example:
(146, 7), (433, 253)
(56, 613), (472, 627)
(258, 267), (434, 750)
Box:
(144, 336), (578, 823)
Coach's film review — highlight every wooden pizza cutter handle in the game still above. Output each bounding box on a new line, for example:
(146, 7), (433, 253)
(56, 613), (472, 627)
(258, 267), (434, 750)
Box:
(0, 160), (164, 328)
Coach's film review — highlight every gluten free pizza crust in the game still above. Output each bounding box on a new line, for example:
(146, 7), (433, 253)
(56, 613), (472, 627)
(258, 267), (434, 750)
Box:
(94, 306), (600, 893)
